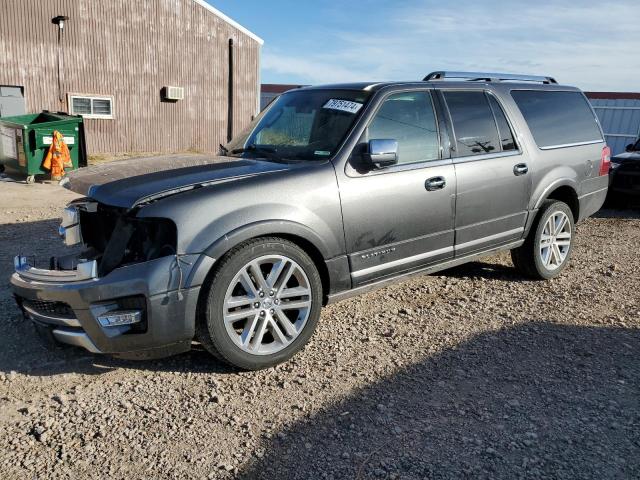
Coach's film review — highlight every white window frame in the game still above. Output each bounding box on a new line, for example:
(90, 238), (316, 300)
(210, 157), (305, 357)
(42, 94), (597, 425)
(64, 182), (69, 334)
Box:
(68, 94), (114, 119)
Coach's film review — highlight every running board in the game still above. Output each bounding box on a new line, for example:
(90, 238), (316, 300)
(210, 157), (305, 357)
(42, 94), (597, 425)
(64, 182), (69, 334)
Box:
(326, 240), (524, 305)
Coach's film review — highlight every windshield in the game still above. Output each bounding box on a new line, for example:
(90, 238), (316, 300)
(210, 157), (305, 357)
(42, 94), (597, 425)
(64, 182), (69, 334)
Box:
(226, 89), (371, 161)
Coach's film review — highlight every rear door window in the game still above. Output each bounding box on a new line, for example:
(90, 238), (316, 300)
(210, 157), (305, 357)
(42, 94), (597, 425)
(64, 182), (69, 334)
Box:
(443, 91), (500, 157)
(511, 90), (603, 149)
(487, 95), (517, 151)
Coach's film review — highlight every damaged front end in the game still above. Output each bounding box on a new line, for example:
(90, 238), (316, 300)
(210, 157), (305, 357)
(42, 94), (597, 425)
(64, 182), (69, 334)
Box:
(11, 199), (201, 359)
(16, 199), (177, 282)
(62, 199), (177, 276)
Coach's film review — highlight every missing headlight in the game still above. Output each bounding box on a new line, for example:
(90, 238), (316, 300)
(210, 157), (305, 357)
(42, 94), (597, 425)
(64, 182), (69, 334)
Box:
(98, 216), (177, 276)
(72, 203), (177, 276)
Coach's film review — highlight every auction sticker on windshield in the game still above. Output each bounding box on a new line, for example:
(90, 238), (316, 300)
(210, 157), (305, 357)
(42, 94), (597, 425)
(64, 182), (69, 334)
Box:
(323, 99), (363, 114)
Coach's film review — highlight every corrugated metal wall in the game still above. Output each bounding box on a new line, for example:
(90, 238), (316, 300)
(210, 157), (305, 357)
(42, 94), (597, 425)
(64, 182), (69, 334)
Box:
(0, 0), (261, 154)
(587, 94), (640, 155)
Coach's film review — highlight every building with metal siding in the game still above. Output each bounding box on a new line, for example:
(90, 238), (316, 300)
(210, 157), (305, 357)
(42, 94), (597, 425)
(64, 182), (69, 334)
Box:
(586, 92), (640, 155)
(0, 0), (262, 155)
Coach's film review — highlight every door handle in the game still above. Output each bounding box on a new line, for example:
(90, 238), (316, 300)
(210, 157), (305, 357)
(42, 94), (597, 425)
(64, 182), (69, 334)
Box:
(513, 163), (529, 176)
(425, 176), (446, 191)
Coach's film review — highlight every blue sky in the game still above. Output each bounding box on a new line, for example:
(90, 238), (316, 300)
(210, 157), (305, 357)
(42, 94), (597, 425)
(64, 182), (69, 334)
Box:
(209, 0), (638, 91)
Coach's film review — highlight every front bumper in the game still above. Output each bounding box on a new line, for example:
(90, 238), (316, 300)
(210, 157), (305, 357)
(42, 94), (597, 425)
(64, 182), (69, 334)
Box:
(11, 254), (213, 359)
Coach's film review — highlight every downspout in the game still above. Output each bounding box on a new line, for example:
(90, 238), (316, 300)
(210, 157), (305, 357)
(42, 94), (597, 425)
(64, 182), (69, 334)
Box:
(227, 38), (234, 143)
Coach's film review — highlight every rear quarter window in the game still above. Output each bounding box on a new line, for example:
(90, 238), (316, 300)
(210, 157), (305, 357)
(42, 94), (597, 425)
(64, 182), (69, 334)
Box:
(511, 90), (603, 149)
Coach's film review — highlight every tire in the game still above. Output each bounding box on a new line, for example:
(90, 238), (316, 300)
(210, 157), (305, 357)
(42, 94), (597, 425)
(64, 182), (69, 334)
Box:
(511, 200), (575, 280)
(196, 237), (323, 370)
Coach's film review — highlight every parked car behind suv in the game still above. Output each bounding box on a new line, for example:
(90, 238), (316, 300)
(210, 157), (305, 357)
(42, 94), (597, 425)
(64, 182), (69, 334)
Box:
(609, 137), (640, 199)
(11, 71), (610, 370)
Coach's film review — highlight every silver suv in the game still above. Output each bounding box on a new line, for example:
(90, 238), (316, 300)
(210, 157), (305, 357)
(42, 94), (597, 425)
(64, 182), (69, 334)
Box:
(11, 71), (610, 369)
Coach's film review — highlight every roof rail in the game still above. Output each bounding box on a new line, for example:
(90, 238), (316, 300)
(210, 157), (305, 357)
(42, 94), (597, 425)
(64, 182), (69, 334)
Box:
(424, 71), (558, 84)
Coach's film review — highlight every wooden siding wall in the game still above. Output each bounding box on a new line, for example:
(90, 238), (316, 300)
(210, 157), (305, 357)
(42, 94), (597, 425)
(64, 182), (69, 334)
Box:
(0, 0), (261, 154)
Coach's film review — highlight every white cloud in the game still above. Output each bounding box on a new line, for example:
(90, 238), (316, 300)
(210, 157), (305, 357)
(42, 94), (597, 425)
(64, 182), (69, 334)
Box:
(262, 0), (640, 91)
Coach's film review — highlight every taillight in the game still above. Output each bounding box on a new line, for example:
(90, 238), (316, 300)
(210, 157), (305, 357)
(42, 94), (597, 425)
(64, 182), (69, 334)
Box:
(599, 146), (611, 176)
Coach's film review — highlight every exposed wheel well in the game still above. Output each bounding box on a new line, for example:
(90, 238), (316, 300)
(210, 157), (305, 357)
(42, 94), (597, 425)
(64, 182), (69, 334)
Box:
(546, 186), (579, 221)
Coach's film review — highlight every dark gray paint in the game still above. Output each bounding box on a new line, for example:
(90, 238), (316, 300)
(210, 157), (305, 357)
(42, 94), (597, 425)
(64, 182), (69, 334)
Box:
(11, 78), (609, 358)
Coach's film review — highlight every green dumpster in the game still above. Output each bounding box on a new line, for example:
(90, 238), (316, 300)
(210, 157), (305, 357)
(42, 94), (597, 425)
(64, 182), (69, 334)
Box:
(0, 111), (87, 183)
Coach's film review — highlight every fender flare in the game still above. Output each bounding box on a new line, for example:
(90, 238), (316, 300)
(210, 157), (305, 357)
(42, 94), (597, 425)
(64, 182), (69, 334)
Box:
(202, 220), (334, 261)
(524, 177), (579, 237)
(532, 177), (579, 210)
(185, 220), (334, 289)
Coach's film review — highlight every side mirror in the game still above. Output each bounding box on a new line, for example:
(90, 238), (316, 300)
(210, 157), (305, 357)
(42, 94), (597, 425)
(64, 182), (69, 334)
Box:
(626, 143), (634, 152)
(364, 139), (398, 168)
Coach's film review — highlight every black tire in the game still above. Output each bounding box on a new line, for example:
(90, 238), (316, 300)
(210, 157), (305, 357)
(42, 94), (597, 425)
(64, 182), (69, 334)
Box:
(196, 237), (323, 370)
(511, 200), (575, 280)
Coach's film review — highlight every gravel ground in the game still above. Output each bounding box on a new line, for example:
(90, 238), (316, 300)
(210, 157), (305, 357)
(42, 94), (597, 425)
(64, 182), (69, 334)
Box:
(0, 177), (639, 479)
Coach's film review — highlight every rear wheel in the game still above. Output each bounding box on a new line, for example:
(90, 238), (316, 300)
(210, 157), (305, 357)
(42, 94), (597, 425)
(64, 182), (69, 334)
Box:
(197, 237), (323, 370)
(511, 200), (574, 280)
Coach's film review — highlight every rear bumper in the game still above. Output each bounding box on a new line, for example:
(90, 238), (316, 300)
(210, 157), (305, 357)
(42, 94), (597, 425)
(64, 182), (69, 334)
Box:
(10, 254), (211, 359)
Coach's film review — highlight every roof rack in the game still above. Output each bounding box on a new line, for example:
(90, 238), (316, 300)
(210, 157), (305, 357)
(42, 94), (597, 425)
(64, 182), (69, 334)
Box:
(424, 71), (558, 84)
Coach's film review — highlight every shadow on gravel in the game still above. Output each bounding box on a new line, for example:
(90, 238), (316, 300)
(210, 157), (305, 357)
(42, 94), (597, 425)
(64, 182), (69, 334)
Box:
(240, 323), (640, 480)
(440, 261), (521, 282)
(595, 206), (640, 219)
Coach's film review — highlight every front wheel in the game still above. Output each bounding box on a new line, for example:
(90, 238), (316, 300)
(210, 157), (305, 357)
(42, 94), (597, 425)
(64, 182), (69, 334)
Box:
(511, 200), (575, 280)
(197, 237), (323, 370)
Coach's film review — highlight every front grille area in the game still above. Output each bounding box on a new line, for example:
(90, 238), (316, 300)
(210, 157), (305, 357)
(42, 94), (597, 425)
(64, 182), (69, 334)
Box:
(21, 298), (76, 319)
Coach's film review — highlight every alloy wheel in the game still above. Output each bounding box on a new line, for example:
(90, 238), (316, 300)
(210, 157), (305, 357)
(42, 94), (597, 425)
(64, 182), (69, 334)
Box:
(539, 211), (572, 271)
(222, 255), (312, 355)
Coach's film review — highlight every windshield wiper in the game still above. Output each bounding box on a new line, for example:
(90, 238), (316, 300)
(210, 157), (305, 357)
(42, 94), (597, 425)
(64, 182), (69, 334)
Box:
(231, 145), (286, 162)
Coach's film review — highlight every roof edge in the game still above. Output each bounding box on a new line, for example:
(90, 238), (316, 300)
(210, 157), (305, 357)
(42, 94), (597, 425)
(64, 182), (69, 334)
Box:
(586, 91), (640, 100)
(191, 0), (264, 45)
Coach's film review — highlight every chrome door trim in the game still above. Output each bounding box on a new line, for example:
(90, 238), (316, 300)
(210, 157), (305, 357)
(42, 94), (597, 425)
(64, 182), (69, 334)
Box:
(455, 227), (524, 251)
(351, 245), (454, 279)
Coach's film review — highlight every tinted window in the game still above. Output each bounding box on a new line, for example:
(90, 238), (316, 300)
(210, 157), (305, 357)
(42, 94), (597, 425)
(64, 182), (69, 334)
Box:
(511, 90), (602, 148)
(444, 91), (500, 156)
(227, 89), (371, 161)
(487, 95), (517, 151)
(367, 91), (439, 165)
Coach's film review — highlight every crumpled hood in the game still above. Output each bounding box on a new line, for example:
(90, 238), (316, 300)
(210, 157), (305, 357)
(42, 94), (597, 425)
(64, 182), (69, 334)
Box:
(612, 151), (640, 163)
(62, 154), (288, 208)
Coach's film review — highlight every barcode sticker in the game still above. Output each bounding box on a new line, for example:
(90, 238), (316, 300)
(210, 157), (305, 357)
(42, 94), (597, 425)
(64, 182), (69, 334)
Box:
(323, 99), (363, 114)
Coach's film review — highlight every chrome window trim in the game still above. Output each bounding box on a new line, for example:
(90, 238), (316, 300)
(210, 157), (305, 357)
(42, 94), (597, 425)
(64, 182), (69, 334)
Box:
(352, 157), (454, 177)
(452, 150), (522, 164)
(539, 140), (604, 150)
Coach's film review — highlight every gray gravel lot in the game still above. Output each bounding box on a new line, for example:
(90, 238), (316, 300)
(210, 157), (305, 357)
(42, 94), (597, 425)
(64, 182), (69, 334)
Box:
(0, 179), (639, 479)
